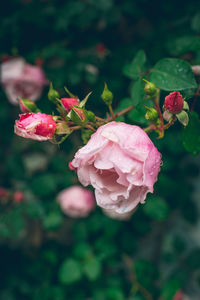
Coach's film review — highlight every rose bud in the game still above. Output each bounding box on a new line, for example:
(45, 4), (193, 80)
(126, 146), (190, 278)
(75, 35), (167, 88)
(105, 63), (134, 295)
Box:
(71, 106), (88, 126)
(57, 186), (95, 218)
(13, 191), (24, 204)
(48, 82), (60, 104)
(61, 98), (79, 112)
(164, 91), (184, 114)
(71, 122), (161, 214)
(144, 80), (158, 98)
(14, 112), (57, 141)
(0, 57), (48, 105)
(101, 82), (113, 106)
(18, 98), (39, 113)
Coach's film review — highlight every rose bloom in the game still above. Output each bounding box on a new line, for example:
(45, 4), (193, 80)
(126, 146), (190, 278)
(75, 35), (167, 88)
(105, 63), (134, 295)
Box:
(71, 122), (161, 214)
(1, 57), (48, 104)
(14, 112), (57, 141)
(57, 186), (95, 218)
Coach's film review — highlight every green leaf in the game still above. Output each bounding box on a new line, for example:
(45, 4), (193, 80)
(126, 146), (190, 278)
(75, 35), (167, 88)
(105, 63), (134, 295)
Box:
(191, 13), (200, 33)
(161, 279), (181, 300)
(185, 248), (200, 270)
(150, 58), (197, 91)
(31, 173), (57, 196)
(83, 257), (102, 281)
(106, 287), (125, 300)
(43, 212), (62, 230)
(74, 243), (92, 260)
(130, 79), (145, 105)
(123, 50), (146, 79)
(58, 259), (82, 284)
(143, 196), (169, 220)
(182, 112), (200, 155)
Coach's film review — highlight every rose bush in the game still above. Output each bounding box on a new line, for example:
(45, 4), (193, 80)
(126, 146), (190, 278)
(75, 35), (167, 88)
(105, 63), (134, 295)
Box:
(1, 57), (48, 104)
(71, 122), (161, 214)
(14, 112), (57, 141)
(57, 185), (95, 218)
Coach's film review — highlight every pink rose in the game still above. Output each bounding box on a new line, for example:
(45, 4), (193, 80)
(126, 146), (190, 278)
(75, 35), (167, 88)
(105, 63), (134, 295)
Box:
(14, 112), (57, 141)
(57, 186), (95, 218)
(71, 122), (161, 214)
(1, 57), (48, 104)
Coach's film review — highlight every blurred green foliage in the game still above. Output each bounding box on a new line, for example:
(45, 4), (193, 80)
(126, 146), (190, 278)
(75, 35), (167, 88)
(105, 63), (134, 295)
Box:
(1, 0), (200, 299)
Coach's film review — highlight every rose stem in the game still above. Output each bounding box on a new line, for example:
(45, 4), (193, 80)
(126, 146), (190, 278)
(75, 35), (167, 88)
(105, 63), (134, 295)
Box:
(96, 116), (107, 122)
(107, 105), (134, 121)
(69, 125), (81, 130)
(154, 92), (164, 137)
(85, 125), (96, 132)
(163, 115), (176, 130)
(108, 104), (115, 120)
(144, 124), (156, 133)
(123, 255), (154, 300)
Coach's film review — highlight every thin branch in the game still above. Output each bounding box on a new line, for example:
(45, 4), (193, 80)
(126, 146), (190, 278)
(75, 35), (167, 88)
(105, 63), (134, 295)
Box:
(85, 125), (96, 132)
(123, 255), (154, 300)
(154, 92), (164, 138)
(108, 104), (115, 120)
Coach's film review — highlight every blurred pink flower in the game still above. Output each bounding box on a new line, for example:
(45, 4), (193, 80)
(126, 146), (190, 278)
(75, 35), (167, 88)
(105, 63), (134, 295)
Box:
(13, 191), (24, 204)
(71, 122), (161, 214)
(57, 186), (95, 218)
(14, 112), (57, 141)
(1, 57), (48, 104)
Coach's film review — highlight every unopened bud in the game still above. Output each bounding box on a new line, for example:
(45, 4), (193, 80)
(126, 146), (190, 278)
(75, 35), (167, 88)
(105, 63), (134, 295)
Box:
(18, 98), (40, 113)
(145, 107), (159, 122)
(87, 111), (96, 123)
(101, 82), (113, 106)
(61, 98), (79, 112)
(164, 91), (184, 114)
(144, 80), (158, 97)
(71, 106), (88, 126)
(48, 83), (60, 103)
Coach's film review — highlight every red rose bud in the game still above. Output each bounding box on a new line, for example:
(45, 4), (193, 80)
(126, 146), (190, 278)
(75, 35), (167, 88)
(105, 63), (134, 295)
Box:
(14, 112), (57, 141)
(71, 106), (88, 126)
(61, 98), (79, 112)
(13, 191), (24, 203)
(164, 91), (184, 114)
(18, 98), (39, 113)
